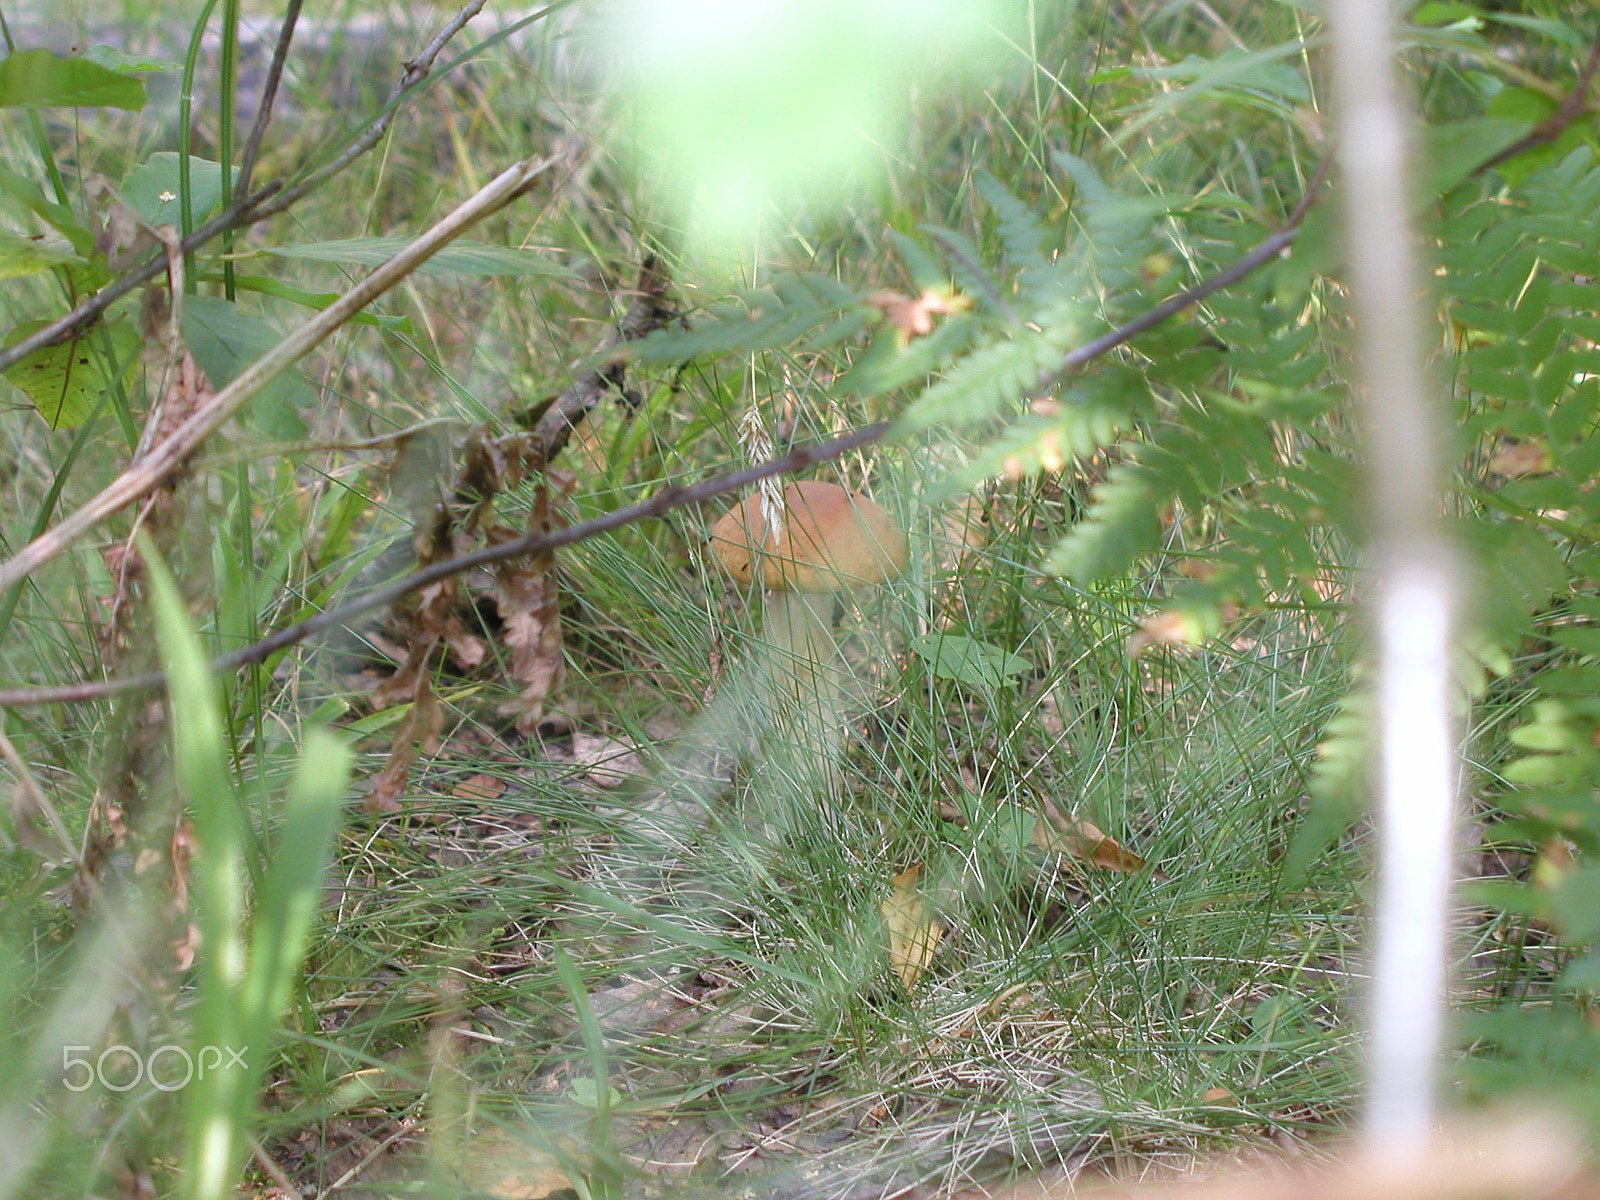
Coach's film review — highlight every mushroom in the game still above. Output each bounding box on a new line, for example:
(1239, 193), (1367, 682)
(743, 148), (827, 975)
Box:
(710, 480), (907, 778)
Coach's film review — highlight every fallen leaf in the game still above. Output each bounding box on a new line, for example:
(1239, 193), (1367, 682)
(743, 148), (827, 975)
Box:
(1201, 1086), (1237, 1104)
(451, 773), (505, 800)
(493, 471), (574, 733)
(1488, 439), (1552, 478)
(571, 733), (645, 789)
(866, 287), (971, 346)
(882, 864), (946, 991)
(1033, 802), (1165, 879)
(366, 677), (441, 813)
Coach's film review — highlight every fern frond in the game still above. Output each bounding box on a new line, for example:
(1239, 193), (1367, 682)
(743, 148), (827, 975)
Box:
(893, 303), (1084, 435)
(1044, 456), (1164, 583)
(629, 273), (866, 364)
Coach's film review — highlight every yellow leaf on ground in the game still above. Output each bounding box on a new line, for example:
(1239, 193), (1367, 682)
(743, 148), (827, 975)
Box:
(882, 864), (946, 992)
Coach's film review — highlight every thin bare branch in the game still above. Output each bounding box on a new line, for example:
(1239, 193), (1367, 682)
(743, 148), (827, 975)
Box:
(0, 157), (555, 597)
(234, 0), (305, 203)
(242, 0), (491, 223)
(0, 423), (893, 707)
(1474, 29), (1600, 174)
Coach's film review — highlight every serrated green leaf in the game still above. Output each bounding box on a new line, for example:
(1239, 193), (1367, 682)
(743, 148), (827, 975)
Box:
(259, 237), (575, 278)
(2, 318), (139, 428)
(0, 49), (145, 110)
(1044, 462), (1160, 582)
(894, 321), (1074, 435)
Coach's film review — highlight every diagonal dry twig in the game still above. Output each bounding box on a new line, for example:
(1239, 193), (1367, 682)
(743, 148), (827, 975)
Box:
(233, 0), (305, 204)
(0, 157), (555, 598)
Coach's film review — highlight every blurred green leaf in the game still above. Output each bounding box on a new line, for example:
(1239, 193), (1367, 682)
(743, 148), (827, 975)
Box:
(258, 237), (575, 278)
(608, 0), (1009, 257)
(0, 49), (145, 110)
(82, 44), (180, 74)
(0, 229), (82, 279)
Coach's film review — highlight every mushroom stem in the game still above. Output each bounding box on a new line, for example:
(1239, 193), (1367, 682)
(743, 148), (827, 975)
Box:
(766, 588), (844, 766)
(760, 587), (855, 799)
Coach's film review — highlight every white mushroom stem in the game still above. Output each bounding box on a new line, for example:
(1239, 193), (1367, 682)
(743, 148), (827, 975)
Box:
(767, 588), (845, 773)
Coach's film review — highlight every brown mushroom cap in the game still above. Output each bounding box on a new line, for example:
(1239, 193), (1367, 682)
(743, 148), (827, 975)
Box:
(710, 481), (907, 592)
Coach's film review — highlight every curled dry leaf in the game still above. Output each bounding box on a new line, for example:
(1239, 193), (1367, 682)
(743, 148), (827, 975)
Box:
(866, 287), (972, 346)
(1034, 798), (1165, 879)
(494, 469), (574, 734)
(882, 863), (946, 992)
(366, 675), (442, 813)
(1488, 439), (1553, 479)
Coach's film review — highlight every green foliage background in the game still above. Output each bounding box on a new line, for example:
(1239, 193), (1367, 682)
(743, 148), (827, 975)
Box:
(3, 0), (1600, 1194)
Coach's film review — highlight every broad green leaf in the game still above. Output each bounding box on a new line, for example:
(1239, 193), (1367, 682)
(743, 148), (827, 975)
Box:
(0, 168), (96, 258)
(217, 274), (413, 332)
(182, 295), (313, 438)
(83, 44), (180, 74)
(908, 633), (1028, 691)
(2, 318), (139, 429)
(0, 49), (145, 110)
(258, 237), (575, 278)
(121, 153), (225, 226)
(0, 229), (82, 279)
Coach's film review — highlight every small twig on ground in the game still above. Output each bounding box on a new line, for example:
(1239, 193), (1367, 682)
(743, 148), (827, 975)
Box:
(0, 157), (556, 597)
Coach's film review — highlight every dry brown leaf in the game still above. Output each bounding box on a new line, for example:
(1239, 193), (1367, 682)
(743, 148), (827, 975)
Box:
(1200, 1086), (1237, 1104)
(451, 773), (505, 800)
(882, 864), (946, 992)
(1126, 609), (1197, 656)
(1033, 805), (1165, 879)
(493, 470), (574, 734)
(1488, 439), (1552, 479)
(571, 733), (646, 790)
(366, 676), (441, 813)
(866, 287), (971, 345)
